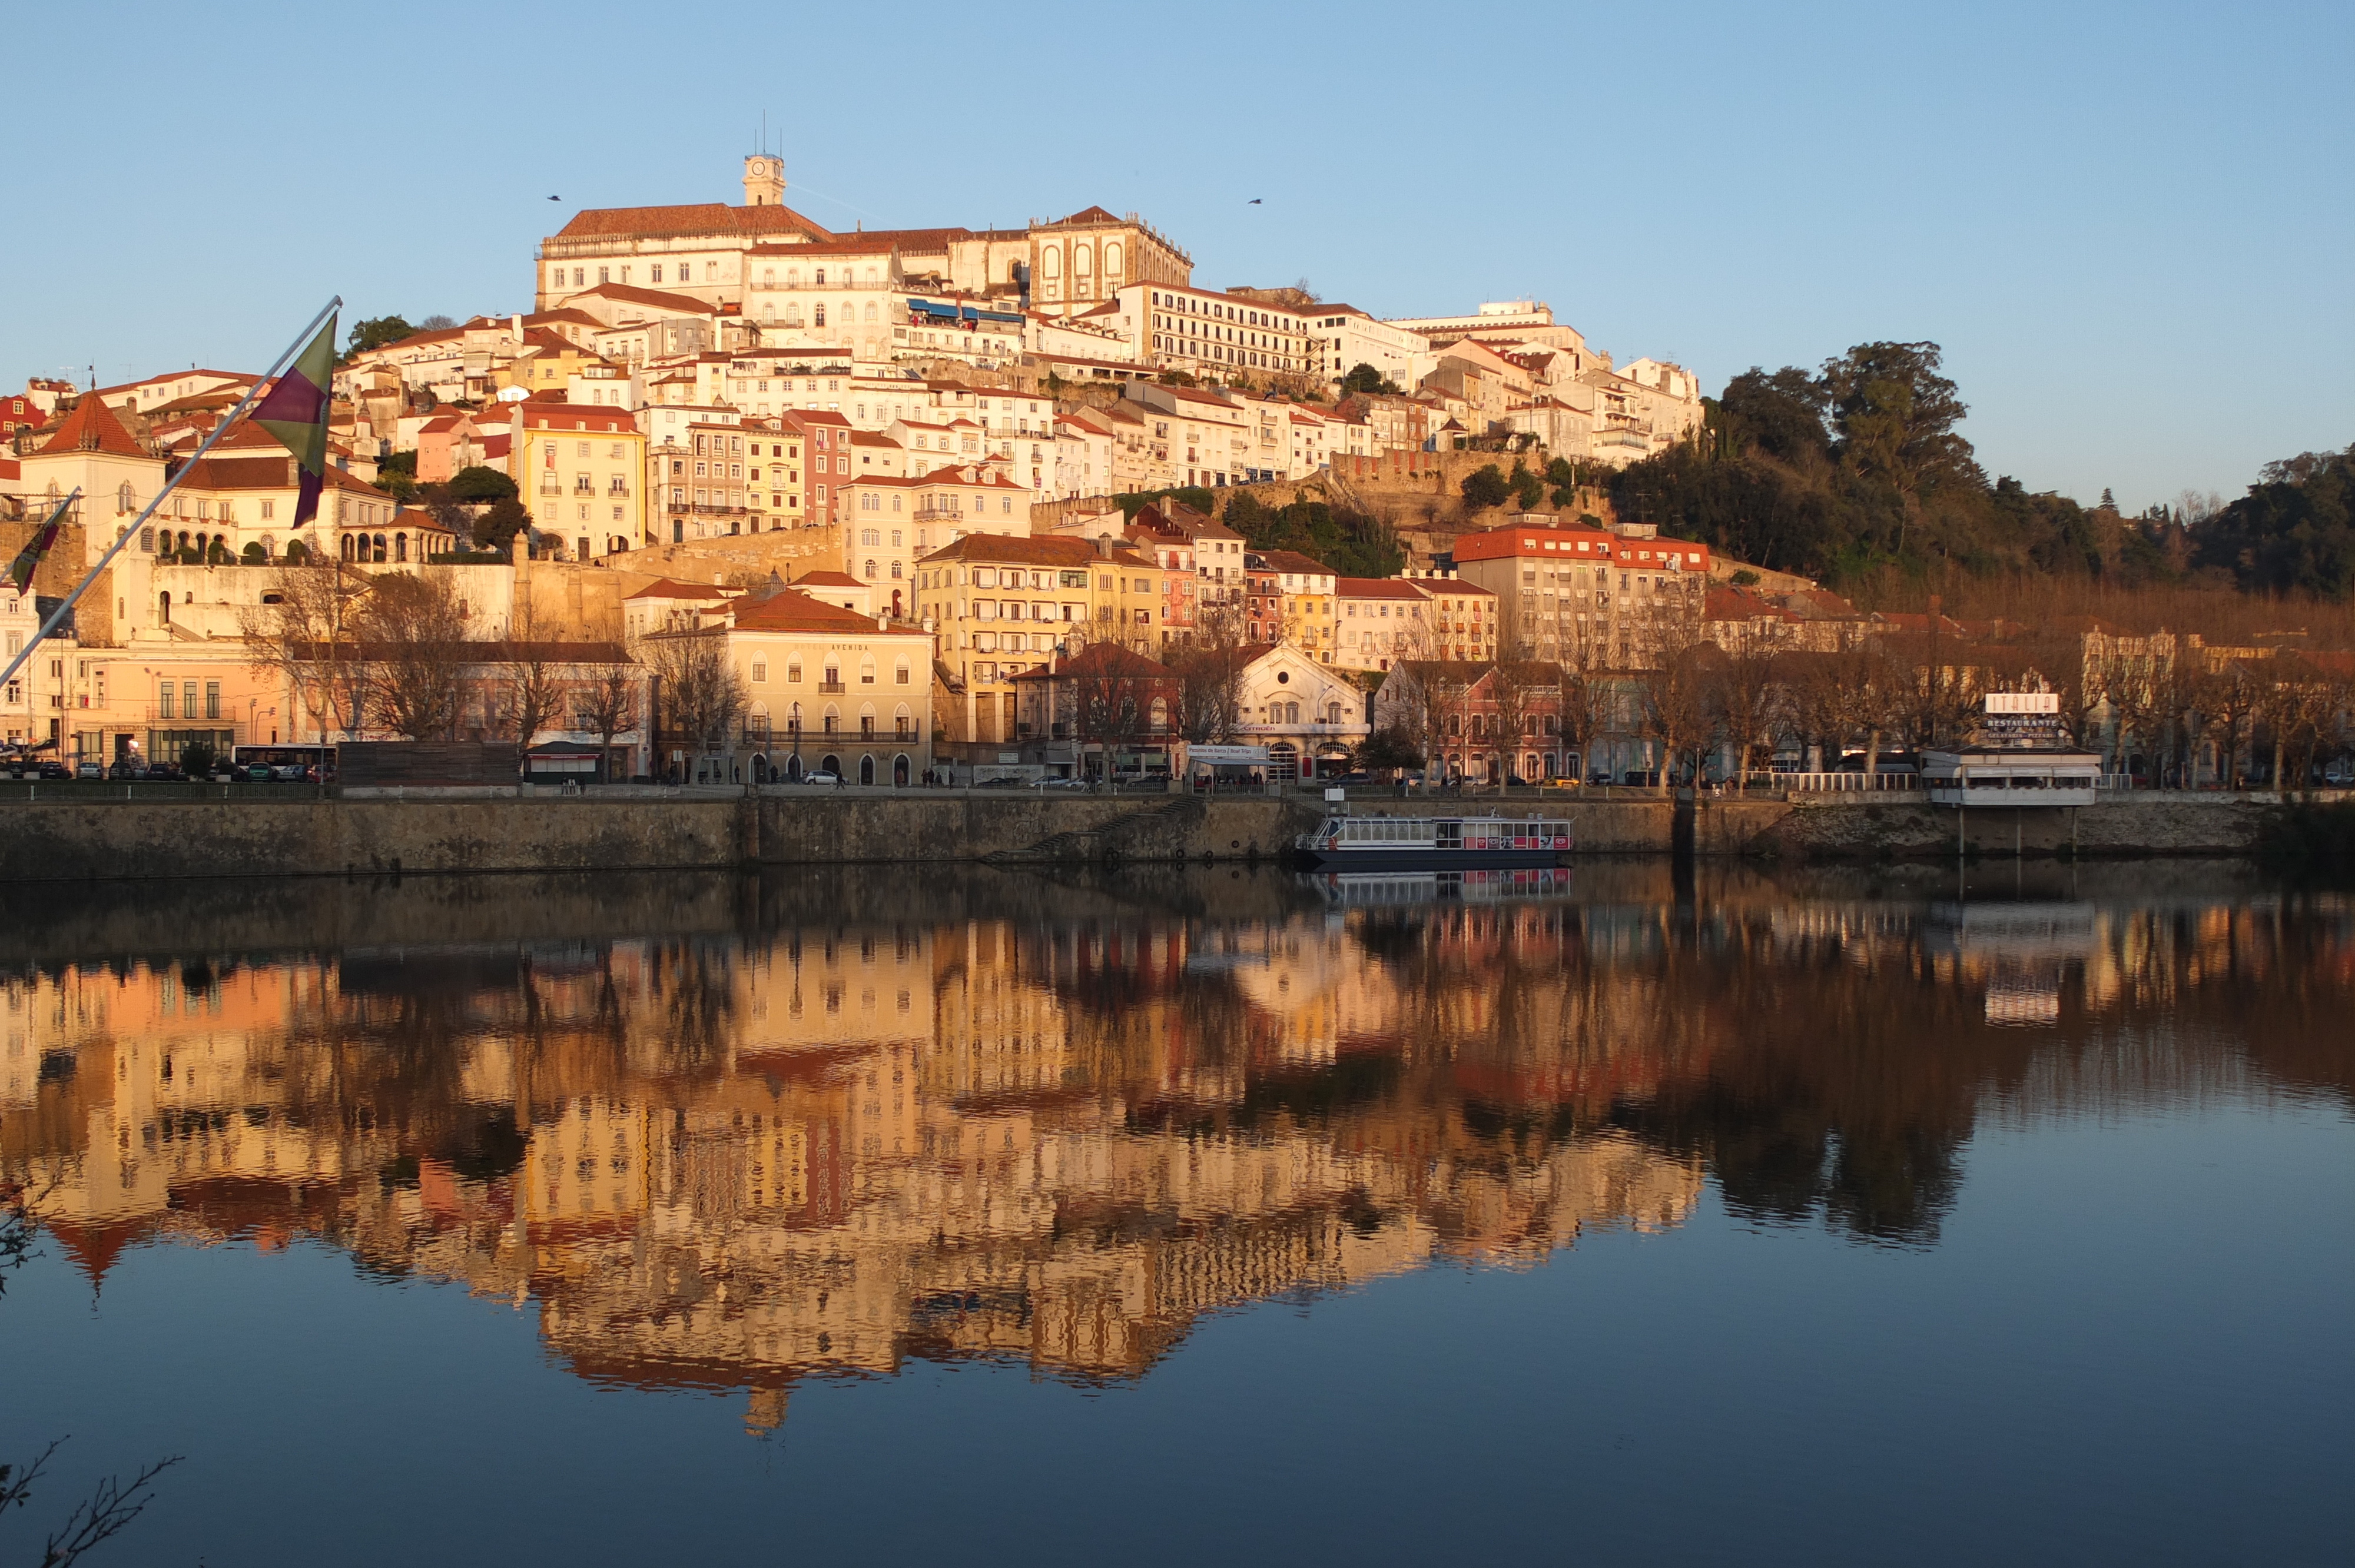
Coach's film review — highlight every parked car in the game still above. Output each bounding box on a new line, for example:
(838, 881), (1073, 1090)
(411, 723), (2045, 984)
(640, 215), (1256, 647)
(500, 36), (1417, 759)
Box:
(800, 770), (841, 786)
(1620, 770), (1661, 787)
(142, 763), (184, 782)
(37, 761), (70, 780)
(1030, 776), (1090, 790)
(73, 761), (104, 780)
(1325, 771), (1374, 787)
(974, 775), (1024, 788)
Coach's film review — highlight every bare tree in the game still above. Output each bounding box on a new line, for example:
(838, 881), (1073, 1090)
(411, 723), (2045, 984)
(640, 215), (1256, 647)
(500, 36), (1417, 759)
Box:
(493, 605), (570, 780)
(1630, 606), (1710, 793)
(1066, 649), (1156, 780)
(1708, 622), (1785, 788)
(1553, 647), (1612, 782)
(1488, 642), (1547, 792)
(646, 631), (745, 764)
(1169, 599), (1251, 744)
(354, 571), (472, 739)
(2201, 662), (2265, 790)
(1, 1437), (181, 1568)
(236, 554), (363, 742)
(1387, 660), (1470, 790)
(575, 660), (641, 782)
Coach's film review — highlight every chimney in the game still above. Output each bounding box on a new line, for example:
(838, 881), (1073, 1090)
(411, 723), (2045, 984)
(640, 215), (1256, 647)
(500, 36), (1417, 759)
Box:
(510, 314), (522, 338)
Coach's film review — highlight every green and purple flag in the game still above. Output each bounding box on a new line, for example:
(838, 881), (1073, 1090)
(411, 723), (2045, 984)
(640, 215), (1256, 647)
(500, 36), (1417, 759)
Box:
(251, 312), (338, 528)
(7, 492), (74, 595)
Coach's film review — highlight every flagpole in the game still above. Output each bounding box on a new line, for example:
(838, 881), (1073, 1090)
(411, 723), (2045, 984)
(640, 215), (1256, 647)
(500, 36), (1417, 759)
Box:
(0, 296), (344, 698)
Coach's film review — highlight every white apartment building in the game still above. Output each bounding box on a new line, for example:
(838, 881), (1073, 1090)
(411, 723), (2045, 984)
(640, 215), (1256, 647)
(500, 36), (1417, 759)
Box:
(1303, 305), (1434, 390)
(1117, 283), (1315, 383)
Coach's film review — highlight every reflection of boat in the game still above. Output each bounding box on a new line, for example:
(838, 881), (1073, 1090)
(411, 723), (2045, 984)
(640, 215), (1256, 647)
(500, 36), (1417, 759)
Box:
(1295, 814), (1573, 869)
(1307, 868), (1576, 906)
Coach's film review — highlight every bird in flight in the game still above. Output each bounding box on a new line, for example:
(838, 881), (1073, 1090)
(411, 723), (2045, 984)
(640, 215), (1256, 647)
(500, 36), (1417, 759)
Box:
(1248, 198), (1262, 205)
(548, 195), (561, 201)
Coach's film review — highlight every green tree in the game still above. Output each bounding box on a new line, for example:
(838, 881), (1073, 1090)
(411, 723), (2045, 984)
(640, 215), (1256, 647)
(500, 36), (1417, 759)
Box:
(1339, 363), (1399, 396)
(1819, 341), (1979, 497)
(474, 497), (532, 555)
(1508, 462), (1545, 510)
(1460, 464), (1510, 511)
(1719, 366), (1831, 464)
(376, 450), (419, 503)
(2190, 444), (2355, 599)
(449, 465), (519, 503)
(343, 316), (416, 360)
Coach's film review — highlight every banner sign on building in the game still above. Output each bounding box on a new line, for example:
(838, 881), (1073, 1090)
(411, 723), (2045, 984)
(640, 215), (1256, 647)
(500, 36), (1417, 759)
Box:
(1982, 691), (2064, 742)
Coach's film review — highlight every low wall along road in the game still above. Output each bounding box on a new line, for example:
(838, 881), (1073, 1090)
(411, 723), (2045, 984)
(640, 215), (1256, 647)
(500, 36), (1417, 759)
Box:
(0, 788), (2298, 882)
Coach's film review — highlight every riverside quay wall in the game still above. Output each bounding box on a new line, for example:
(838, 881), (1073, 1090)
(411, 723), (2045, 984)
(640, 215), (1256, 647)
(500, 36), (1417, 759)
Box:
(0, 789), (2298, 882)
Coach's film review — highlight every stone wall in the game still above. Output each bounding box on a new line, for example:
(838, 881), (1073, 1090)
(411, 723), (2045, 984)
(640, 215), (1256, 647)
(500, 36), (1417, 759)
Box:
(1744, 793), (2274, 861)
(0, 788), (2290, 884)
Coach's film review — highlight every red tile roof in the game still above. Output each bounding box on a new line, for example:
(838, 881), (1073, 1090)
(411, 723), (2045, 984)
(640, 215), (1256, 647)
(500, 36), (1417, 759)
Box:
(626, 578), (734, 601)
(732, 590), (895, 633)
(553, 202), (831, 242)
(1335, 577), (1426, 600)
(38, 394), (147, 458)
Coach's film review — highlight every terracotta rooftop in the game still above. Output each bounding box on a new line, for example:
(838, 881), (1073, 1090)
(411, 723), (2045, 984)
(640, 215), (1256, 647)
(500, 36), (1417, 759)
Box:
(38, 394), (147, 459)
(553, 202), (831, 244)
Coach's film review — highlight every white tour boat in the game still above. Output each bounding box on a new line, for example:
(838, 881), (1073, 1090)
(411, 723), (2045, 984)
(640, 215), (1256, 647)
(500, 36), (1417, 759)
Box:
(1294, 813), (1575, 869)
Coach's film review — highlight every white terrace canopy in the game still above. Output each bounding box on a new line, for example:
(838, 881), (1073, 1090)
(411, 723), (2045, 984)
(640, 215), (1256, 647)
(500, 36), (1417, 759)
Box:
(1920, 748), (2102, 808)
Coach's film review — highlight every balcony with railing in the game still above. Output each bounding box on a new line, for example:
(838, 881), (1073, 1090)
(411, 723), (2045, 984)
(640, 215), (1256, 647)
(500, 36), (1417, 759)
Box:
(817, 679), (846, 693)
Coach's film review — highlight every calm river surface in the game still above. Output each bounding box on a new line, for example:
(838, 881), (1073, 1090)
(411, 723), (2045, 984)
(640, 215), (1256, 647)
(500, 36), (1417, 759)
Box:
(2, 862), (2349, 1566)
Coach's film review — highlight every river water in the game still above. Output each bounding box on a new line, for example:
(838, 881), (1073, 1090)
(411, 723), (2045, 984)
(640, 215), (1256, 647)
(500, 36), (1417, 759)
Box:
(1, 862), (2347, 1566)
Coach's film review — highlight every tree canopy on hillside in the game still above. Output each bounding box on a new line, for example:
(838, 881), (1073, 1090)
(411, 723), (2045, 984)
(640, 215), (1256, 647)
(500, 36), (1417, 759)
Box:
(1606, 338), (2339, 597)
(1223, 493), (1404, 579)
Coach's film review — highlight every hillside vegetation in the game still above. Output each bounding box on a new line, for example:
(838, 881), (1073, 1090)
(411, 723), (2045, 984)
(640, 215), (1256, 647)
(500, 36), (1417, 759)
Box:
(1606, 341), (2354, 600)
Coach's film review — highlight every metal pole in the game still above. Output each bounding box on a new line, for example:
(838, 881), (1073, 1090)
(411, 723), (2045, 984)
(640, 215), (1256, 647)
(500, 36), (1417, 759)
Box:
(0, 297), (344, 697)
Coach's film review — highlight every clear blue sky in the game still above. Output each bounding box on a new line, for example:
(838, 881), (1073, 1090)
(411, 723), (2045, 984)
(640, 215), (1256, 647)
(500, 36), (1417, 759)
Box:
(6, 0), (2347, 510)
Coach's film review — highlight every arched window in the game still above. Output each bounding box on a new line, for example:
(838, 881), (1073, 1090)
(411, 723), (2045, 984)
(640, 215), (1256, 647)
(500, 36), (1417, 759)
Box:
(1150, 697), (1168, 732)
(814, 304), (827, 327)
(117, 481), (134, 513)
(1040, 246), (1061, 279)
(1104, 241), (1122, 280)
(822, 703), (840, 733)
(889, 560), (902, 579)
(864, 559), (877, 579)
(372, 533), (387, 562)
(858, 655), (877, 684)
(894, 702), (913, 736)
(863, 303), (877, 323)
(814, 268), (826, 285)
(394, 533), (408, 563)
(822, 660), (840, 687)
(861, 527), (880, 546)
(894, 657), (911, 685)
(859, 703), (876, 738)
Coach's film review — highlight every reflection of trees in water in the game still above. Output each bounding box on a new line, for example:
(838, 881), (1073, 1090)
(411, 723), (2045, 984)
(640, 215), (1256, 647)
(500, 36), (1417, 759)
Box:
(646, 939), (741, 1083)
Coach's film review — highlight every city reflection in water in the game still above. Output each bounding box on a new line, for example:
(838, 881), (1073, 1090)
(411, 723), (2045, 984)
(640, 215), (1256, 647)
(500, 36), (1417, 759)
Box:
(3, 863), (2350, 1430)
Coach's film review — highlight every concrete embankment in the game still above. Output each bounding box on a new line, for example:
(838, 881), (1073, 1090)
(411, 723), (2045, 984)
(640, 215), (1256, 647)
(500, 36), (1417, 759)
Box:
(0, 789), (2297, 882)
